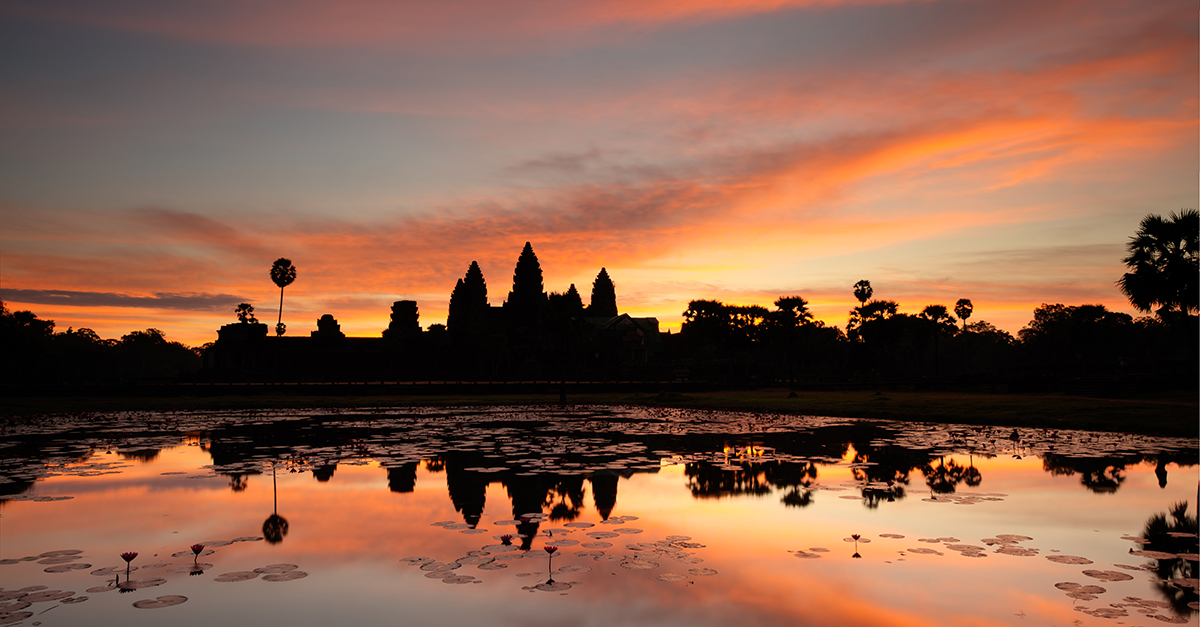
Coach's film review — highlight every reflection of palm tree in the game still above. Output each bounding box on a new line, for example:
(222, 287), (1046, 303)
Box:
(270, 258), (297, 336)
(923, 457), (966, 494)
(963, 457), (982, 487)
(1139, 502), (1197, 615)
(263, 462), (290, 544)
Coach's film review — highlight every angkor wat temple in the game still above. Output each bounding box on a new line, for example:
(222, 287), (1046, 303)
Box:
(204, 243), (663, 381)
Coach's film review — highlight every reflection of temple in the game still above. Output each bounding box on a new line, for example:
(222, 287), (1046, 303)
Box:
(387, 463), (418, 493)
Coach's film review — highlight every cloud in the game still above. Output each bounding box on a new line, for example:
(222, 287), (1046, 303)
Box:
(4, 0), (931, 52)
(1, 289), (246, 312)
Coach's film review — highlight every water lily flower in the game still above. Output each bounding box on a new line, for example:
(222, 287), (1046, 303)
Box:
(121, 552), (138, 563)
(500, 534), (514, 545)
(190, 544), (205, 555)
(851, 534), (861, 541)
(544, 546), (558, 555)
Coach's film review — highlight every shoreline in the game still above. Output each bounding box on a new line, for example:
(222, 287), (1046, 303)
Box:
(2, 388), (1196, 439)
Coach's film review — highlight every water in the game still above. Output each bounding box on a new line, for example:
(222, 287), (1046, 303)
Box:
(1, 406), (1196, 626)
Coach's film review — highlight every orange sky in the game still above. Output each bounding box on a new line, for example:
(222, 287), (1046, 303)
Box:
(0, 0), (1195, 345)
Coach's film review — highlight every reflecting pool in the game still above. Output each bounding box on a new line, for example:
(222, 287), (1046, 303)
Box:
(1, 406), (1197, 626)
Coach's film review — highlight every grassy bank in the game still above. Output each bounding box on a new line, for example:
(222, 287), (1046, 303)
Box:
(2, 388), (1195, 438)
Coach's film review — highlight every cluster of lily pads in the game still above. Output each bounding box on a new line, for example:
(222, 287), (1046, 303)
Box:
(400, 513), (716, 592)
(0, 535), (309, 623)
(789, 528), (1199, 621)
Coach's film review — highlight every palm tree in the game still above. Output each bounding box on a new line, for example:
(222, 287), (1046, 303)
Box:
(954, 299), (973, 332)
(1117, 210), (1198, 320)
(270, 258), (297, 336)
(921, 305), (957, 373)
(853, 280), (873, 305)
(234, 303), (257, 324)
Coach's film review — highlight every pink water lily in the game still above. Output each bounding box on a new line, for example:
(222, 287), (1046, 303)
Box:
(544, 546), (558, 555)
(120, 552), (138, 563)
(190, 544), (205, 555)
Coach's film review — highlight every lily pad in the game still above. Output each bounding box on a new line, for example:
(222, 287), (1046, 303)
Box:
(44, 563), (91, 573)
(213, 571), (259, 583)
(1045, 555), (1093, 565)
(254, 564), (299, 574)
(131, 595), (187, 609)
(262, 571), (308, 582)
(1083, 570), (1134, 582)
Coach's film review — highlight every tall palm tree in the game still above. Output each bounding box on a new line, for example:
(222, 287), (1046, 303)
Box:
(853, 280), (873, 305)
(921, 305), (957, 374)
(1117, 210), (1198, 320)
(270, 258), (297, 336)
(954, 298), (973, 332)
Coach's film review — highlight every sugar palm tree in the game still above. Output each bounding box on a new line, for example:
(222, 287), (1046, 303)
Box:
(954, 299), (973, 332)
(921, 305), (956, 374)
(270, 258), (297, 336)
(1117, 210), (1198, 320)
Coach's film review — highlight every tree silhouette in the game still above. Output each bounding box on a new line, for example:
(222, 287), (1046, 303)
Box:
(1117, 209), (1198, 320)
(920, 305), (956, 331)
(853, 280), (873, 305)
(234, 303), (257, 324)
(920, 305), (957, 374)
(848, 281), (876, 341)
(1139, 502), (1198, 615)
(954, 298), (973, 332)
(774, 296), (813, 325)
(848, 299), (897, 342)
(270, 258), (297, 336)
(589, 268), (618, 317)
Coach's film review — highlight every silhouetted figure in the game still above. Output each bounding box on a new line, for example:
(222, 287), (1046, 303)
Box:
(588, 268), (618, 317)
(270, 258), (297, 336)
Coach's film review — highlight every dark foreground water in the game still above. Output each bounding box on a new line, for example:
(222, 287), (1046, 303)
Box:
(1, 406), (1197, 627)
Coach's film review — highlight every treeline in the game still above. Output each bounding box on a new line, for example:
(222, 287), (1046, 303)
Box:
(1, 301), (201, 384)
(669, 288), (1197, 388)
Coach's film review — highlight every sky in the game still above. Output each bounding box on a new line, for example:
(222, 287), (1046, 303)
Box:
(0, 0), (1195, 346)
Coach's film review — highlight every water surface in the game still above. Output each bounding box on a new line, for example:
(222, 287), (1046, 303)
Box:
(1, 406), (1196, 626)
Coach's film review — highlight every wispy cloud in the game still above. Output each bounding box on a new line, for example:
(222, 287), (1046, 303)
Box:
(1, 289), (245, 311)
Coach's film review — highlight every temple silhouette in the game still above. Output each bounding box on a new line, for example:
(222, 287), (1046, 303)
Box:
(204, 243), (663, 381)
